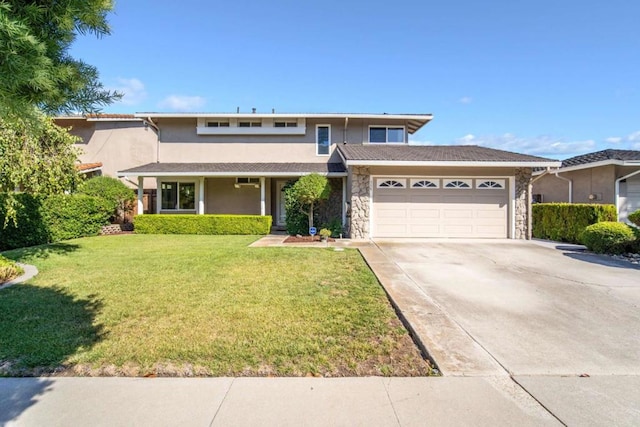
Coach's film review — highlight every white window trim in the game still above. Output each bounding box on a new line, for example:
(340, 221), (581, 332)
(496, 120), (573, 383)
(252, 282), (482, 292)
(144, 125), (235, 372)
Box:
(316, 124), (331, 156)
(376, 178), (406, 188)
(443, 179), (473, 189)
(410, 178), (440, 188)
(159, 178), (198, 212)
(368, 125), (406, 144)
(476, 179), (506, 189)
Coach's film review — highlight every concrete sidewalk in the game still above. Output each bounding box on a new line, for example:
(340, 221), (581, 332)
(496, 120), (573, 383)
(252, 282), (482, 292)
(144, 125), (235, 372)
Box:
(0, 376), (558, 427)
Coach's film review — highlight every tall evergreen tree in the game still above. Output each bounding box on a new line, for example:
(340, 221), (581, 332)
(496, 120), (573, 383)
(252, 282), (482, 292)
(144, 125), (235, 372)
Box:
(0, 0), (121, 118)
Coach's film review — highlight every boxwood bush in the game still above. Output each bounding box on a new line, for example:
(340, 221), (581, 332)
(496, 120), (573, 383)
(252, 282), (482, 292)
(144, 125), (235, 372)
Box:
(134, 214), (272, 235)
(532, 203), (617, 243)
(581, 222), (636, 254)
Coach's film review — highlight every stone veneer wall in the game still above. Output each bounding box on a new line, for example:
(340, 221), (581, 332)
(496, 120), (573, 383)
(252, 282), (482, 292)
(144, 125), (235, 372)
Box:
(349, 166), (370, 239)
(515, 167), (532, 239)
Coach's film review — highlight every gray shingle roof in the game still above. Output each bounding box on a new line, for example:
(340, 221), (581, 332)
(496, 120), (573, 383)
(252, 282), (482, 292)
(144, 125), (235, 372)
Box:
(338, 144), (556, 163)
(118, 162), (346, 175)
(562, 149), (640, 168)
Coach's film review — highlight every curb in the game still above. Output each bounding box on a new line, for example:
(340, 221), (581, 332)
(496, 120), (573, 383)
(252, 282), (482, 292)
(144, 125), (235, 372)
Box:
(0, 263), (38, 289)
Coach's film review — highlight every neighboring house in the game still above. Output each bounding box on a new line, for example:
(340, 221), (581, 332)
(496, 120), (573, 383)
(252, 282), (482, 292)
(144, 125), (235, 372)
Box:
(58, 111), (559, 239)
(532, 149), (640, 223)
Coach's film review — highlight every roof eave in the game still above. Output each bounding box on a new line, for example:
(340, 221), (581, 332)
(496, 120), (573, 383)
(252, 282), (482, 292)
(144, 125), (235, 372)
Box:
(342, 160), (562, 168)
(558, 159), (640, 173)
(117, 171), (347, 178)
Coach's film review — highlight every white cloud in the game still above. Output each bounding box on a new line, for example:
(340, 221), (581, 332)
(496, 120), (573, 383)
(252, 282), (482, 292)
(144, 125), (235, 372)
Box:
(605, 136), (622, 144)
(109, 78), (147, 106)
(452, 133), (596, 158)
(158, 95), (206, 112)
(627, 131), (640, 142)
(459, 96), (473, 105)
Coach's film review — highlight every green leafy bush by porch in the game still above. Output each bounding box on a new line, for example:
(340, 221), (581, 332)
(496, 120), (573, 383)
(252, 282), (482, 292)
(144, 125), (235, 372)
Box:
(532, 203), (617, 243)
(629, 209), (640, 228)
(581, 222), (636, 254)
(133, 214), (272, 235)
(0, 193), (111, 250)
(77, 176), (135, 222)
(0, 254), (23, 283)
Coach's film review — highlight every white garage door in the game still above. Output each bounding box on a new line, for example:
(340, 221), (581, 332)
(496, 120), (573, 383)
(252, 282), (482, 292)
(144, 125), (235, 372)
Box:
(372, 178), (509, 238)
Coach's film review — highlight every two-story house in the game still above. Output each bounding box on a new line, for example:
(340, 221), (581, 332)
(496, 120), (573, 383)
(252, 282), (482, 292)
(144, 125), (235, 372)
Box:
(58, 111), (559, 239)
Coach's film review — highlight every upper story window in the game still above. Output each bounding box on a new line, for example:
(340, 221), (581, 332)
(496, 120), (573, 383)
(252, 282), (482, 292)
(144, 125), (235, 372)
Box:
(239, 121), (262, 127)
(206, 121), (229, 127)
(274, 122), (298, 128)
(369, 126), (405, 143)
(316, 125), (330, 156)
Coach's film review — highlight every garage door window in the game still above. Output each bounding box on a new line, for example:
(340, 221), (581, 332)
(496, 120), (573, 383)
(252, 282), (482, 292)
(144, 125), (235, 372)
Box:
(377, 179), (406, 188)
(411, 179), (439, 188)
(477, 180), (505, 189)
(444, 179), (472, 189)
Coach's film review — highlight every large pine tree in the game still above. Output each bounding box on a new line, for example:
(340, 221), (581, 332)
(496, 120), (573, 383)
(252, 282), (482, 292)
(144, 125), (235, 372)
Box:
(0, 0), (121, 117)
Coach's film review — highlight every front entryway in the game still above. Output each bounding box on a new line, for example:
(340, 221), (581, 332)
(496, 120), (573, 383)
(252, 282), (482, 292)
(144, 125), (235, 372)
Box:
(275, 180), (287, 227)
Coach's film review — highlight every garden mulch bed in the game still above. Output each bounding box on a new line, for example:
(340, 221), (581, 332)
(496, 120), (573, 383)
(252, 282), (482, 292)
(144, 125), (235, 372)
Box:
(283, 235), (335, 243)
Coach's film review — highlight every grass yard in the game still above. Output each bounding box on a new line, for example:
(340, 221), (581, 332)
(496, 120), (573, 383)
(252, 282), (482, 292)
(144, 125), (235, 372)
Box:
(0, 235), (431, 377)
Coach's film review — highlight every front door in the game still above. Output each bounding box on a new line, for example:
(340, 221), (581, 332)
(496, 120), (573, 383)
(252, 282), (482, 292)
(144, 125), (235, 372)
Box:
(276, 180), (287, 226)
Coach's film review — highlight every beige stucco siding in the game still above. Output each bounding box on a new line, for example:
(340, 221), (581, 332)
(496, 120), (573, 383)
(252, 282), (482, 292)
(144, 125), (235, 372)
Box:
(152, 117), (416, 164)
(532, 165), (640, 204)
(204, 178), (272, 215)
(62, 119), (158, 189)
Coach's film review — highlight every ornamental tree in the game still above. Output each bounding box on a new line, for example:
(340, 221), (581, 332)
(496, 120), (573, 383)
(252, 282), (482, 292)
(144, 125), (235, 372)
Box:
(291, 173), (331, 231)
(0, 115), (80, 223)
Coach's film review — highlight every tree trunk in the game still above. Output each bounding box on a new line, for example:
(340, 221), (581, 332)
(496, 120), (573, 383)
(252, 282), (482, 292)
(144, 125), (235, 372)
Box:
(308, 202), (314, 230)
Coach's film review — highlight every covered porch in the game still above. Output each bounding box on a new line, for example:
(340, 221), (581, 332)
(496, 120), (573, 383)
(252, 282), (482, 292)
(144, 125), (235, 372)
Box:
(118, 162), (348, 230)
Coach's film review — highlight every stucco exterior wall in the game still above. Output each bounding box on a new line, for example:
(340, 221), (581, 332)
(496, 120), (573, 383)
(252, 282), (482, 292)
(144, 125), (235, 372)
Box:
(60, 119), (158, 189)
(204, 178), (272, 215)
(533, 165), (624, 204)
(151, 117), (416, 164)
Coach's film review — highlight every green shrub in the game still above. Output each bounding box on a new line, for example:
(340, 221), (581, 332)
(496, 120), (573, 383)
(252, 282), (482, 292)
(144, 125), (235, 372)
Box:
(77, 176), (135, 222)
(42, 194), (112, 241)
(532, 203), (617, 243)
(319, 228), (332, 239)
(133, 214), (272, 235)
(581, 222), (636, 254)
(0, 255), (24, 283)
(629, 209), (640, 228)
(0, 193), (49, 250)
(322, 217), (344, 238)
(0, 192), (112, 250)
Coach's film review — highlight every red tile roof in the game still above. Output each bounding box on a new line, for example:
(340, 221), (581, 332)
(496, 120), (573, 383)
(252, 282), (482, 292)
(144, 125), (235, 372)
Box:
(76, 162), (103, 171)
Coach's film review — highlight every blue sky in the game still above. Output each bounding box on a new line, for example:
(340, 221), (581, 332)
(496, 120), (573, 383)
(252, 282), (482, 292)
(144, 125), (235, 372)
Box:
(70, 0), (640, 159)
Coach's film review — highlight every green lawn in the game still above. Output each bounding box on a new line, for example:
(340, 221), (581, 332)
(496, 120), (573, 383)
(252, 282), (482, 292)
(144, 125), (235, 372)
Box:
(0, 235), (431, 377)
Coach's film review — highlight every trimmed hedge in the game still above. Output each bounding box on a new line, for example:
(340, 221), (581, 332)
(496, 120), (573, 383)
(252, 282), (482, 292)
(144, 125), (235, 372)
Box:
(133, 214), (272, 235)
(0, 193), (111, 250)
(532, 203), (617, 244)
(581, 222), (636, 254)
(41, 194), (112, 242)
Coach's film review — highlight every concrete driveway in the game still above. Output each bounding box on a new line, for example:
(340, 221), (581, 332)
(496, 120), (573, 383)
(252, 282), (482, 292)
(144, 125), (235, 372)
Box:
(362, 239), (640, 425)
